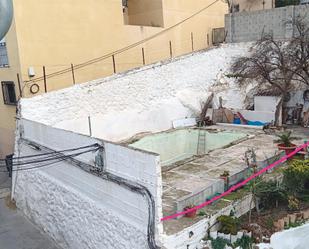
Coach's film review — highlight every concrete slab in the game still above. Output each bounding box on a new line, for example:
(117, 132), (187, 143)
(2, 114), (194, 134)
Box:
(0, 197), (60, 249)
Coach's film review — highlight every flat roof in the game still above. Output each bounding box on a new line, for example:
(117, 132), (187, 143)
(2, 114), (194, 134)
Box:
(162, 126), (306, 235)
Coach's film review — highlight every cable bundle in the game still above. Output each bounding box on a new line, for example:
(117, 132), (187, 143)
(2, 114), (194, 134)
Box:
(0, 143), (102, 173)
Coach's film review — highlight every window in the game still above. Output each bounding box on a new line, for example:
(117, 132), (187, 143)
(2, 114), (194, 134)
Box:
(2, 81), (16, 105)
(0, 38), (9, 68)
(123, 0), (164, 27)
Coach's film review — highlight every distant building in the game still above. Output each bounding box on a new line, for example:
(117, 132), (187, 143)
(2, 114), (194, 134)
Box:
(0, 0), (228, 158)
(231, 0), (275, 12)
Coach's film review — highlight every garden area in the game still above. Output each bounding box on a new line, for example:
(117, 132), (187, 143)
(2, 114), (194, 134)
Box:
(206, 155), (309, 249)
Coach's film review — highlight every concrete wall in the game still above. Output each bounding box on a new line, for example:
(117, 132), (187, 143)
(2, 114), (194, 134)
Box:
(13, 119), (163, 249)
(0, 19), (21, 157)
(225, 5), (309, 43)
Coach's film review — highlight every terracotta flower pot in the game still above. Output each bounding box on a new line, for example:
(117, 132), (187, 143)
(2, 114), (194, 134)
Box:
(184, 207), (197, 218)
(277, 143), (297, 156)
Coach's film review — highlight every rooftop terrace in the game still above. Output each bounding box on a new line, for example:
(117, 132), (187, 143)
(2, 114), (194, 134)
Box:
(129, 125), (309, 235)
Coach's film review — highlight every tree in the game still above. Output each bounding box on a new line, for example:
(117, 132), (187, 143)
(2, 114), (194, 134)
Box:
(223, 0), (232, 13)
(288, 17), (309, 86)
(244, 148), (261, 223)
(275, 0), (300, 7)
(230, 17), (309, 124)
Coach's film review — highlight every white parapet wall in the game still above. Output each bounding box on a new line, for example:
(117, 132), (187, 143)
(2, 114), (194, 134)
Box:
(13, 119), (163, 249)
(19, 43), (251, 143)
(162, 195), (254, 249)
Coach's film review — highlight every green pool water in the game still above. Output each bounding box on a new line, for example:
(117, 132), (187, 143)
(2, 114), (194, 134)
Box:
(129, 129), (247, 166)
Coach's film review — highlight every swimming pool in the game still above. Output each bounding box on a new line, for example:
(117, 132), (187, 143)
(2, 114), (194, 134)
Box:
(129, 129), (247, 166)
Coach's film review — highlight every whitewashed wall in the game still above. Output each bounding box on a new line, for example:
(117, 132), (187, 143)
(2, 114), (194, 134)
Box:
(20, 43), (251, 142)
(162, 195), (253, 249)
(13, 119), (163, 249)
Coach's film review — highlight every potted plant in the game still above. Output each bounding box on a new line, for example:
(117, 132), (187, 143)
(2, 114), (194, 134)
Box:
(220, 171), (230, 191)
(184, 204), (197, 218)
(275, 131), (297, 155)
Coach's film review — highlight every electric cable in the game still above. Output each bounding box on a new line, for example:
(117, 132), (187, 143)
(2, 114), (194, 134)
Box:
(0, 156), (69, 173)
(0, 143), (100, 162)
(0, 145), (101, 170)
(5, 141), (159, 249)
(0, 147), (99, 167)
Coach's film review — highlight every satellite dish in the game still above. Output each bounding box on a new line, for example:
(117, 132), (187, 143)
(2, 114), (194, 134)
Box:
(0, 0), (13, 40)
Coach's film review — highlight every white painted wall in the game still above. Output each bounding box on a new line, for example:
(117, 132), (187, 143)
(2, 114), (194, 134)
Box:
(20, 43), (251, 142)
(238, 110), (275, 123)
(13, 119), (163, 249)
(254, 96), (280, 112)
(162, 195), (253, 249)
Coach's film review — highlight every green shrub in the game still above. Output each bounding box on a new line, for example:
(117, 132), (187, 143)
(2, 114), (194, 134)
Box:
(255, 180), (287, 209)
(287, 195), (300, 211)
(275, 0), (300, 8)
(233, 235), (253, 249)
(283, 160), (309, 195)
(198, 210), (206, 216)
(217, 215), (240, 235)
(210, 237), (230, 249)
(265, 217), (274, 230)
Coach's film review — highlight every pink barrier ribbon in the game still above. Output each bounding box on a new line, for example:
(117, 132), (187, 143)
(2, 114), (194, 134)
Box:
(161, 142), (309, 221)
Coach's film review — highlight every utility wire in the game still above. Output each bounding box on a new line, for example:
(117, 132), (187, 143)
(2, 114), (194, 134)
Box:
(0, 156), (69, 173)
(24, 0), (220, 84)
(0, 144), (101, 171)
(0, 144), (100, 167)
(0, 143), (100, 162)
(0, 147), (99, 168)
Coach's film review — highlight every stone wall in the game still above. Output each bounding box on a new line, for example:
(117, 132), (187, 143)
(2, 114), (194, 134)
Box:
(225, 5), (309, 43)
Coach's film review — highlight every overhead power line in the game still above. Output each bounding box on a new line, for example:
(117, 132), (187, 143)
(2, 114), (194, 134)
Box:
(25, 0), (221, 84)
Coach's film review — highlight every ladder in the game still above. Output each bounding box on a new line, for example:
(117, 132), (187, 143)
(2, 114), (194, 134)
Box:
(197, 130), (206, 155)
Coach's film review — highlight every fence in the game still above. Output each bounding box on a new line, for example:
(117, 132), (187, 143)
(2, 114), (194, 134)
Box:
(228, 168), (251, 188)
(175, 151), (285, 215)
(176, 179), (225, 214)
(225, 5), (309, 43)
